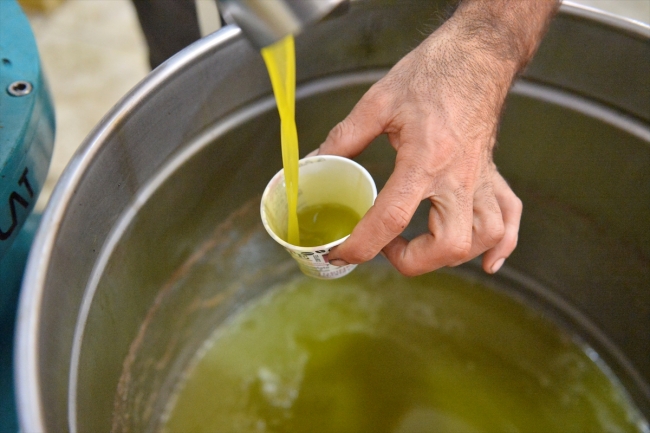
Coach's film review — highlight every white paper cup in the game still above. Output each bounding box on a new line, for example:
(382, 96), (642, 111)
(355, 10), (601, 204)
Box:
(261, 155), (377, 279)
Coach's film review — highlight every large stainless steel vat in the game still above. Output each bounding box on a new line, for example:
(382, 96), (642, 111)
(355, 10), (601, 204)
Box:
(17, 1), (650, 431)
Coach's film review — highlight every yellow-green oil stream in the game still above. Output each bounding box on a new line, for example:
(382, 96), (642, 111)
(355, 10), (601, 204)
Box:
(261, 36), (301, 246)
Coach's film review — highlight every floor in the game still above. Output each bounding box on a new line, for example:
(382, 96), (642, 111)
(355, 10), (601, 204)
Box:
(26, 0), (149, 210)
(24, 0), (650, 211)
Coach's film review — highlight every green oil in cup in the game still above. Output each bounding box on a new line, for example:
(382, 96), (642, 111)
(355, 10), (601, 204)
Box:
(295, 203), (360, 247)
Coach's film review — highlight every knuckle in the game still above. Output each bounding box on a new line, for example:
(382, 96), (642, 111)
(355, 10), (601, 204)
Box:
(453, 186), (473, 209)
(483, 215), (505, 247)
(327, 120), (348, 144)
(504, 232), (519, 252)
(492, 223), (506, 244)
(381, 203), (412, 236)
(444, 235), (473, 263)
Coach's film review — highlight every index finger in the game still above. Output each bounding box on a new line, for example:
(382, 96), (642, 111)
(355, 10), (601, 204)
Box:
(329, 158), (429, 264)
(381, 187), (475, 276)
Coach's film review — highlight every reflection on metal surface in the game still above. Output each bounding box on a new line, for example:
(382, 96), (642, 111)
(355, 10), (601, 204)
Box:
(512, 80), (650, 142)
(562, 1), (650, 35)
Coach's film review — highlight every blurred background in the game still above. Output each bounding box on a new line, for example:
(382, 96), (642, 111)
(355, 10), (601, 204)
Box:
(18, 0), (650, 211)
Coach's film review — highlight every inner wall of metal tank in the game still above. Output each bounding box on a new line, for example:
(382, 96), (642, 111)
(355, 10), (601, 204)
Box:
(69, 76), (650, 432)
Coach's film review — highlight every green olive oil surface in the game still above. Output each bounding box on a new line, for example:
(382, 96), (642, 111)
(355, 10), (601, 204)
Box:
(293, 203), (360, 247)
(161, 266), (646, 433)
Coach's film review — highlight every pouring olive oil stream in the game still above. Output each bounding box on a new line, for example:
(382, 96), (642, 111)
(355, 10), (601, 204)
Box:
(261, 36), (361, 248)
(261, 36), (301, 246)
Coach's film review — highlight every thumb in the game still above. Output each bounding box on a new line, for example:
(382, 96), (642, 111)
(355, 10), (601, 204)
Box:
(315, 90), (387, 158)
(329, 157), (427, 265)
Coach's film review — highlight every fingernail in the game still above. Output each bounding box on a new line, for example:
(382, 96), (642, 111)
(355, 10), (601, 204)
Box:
(306, 148), (320, 157)
(330, 258), (349, 267)
(491, 258), (505, 274)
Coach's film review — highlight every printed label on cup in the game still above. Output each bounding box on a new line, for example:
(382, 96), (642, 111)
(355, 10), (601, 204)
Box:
(287, 247), (357, 279)
(261, 155), (376, 279)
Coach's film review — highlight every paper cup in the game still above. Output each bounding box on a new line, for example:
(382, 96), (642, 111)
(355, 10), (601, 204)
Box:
(261, 155), (377, 279)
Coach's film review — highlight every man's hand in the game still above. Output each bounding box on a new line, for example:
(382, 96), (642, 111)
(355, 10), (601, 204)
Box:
(314, 0), (559, 276)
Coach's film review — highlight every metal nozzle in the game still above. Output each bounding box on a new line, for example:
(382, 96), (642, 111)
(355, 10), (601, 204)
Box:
(217, 0), (348, 48)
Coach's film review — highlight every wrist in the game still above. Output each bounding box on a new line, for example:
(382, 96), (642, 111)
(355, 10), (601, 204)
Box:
(449, 0), (559, 72)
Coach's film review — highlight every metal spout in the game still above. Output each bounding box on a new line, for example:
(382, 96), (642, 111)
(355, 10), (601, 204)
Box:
(217, 0), (348, 48)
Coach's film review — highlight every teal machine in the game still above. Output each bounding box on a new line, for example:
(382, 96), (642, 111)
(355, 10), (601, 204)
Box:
(0, 0), (55, 429)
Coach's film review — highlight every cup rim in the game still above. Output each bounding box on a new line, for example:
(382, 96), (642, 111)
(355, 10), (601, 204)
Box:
(260, 155), (377, 252)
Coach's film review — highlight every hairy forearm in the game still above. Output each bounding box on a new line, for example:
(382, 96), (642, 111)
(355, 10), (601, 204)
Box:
(413, 0), (559, 141)
(377, 0), (559, 146)
(452, 0), (560, 71)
